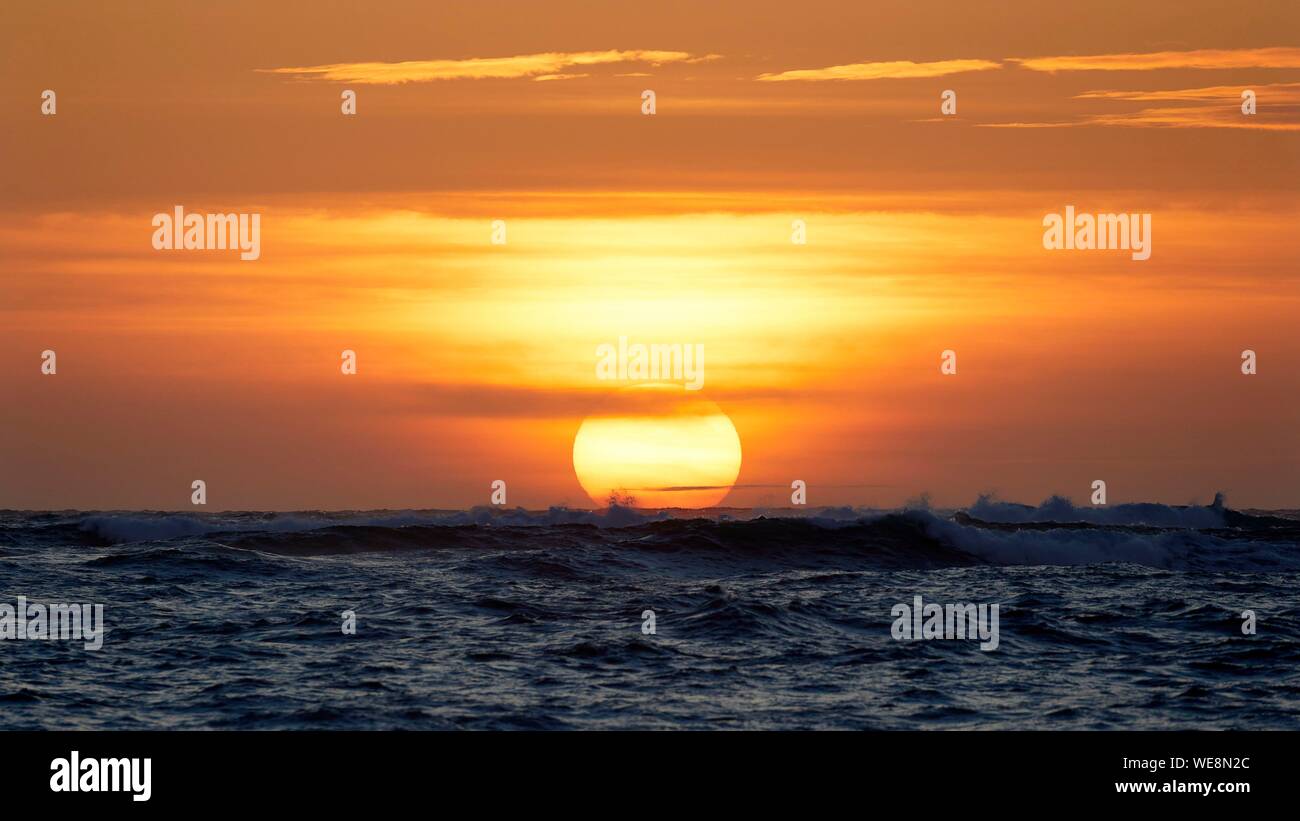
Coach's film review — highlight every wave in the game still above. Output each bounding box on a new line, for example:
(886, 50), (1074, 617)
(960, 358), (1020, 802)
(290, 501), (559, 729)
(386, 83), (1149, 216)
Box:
(964, 493), (1231, 528)
(926, 515), (1295, 571)
(67, 505), (668, 545)
(6, 496), (1298, 571)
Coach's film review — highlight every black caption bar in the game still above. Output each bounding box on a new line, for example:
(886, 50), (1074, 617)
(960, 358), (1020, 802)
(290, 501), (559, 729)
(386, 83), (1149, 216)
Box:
(2, 731), (1282, 809)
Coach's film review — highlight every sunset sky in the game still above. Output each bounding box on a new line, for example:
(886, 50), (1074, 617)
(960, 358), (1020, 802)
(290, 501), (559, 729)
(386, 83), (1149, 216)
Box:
(1, 0), (1297, 510)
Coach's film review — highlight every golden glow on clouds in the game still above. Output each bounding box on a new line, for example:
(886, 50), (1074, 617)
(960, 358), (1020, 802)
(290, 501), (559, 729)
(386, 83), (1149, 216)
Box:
(1084, 107), (1300, 130)
(1013, 46), (1300, 72)
(757, 58), (1001, 82)
(5, 191), (1300, 508)
(261, 46), (1300, 86)
(982, 82), (1300, 129)
(1074, 83), (1300, 101)
(259, 50), (717, 83)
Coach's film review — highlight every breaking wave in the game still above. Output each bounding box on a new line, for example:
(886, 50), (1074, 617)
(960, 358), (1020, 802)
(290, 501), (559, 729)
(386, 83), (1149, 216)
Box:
(3, 495), (1296, 571)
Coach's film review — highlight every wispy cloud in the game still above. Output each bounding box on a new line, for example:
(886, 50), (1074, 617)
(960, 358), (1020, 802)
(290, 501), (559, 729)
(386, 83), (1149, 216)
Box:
(981, 112), (1300, 130)
(1075, 82), (1300, 101)
(756, 58), (1001, 82)
(389, 382), (807, 420)
(976, 121), (1077, 129)
(1083, 106), (1300, 130)
(980, 82), (1300, 130)
(259, 49), (718, 84)
(1013, 46), (1300, 72)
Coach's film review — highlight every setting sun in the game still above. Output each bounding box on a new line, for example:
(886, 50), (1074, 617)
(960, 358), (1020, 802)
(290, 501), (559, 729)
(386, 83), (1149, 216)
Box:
(572, 385), (742, 508)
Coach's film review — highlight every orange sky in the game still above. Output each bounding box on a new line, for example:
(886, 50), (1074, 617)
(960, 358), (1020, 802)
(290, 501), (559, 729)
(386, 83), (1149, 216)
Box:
(1, 1), (1298, 510)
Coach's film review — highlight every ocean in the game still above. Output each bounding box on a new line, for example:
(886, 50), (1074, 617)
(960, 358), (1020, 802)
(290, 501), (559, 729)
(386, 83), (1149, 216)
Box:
(2, 498), (1298, 730)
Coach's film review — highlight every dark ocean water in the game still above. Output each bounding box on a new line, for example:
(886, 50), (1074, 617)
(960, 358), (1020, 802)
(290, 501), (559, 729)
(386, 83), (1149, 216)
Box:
(2, 497), (1299, 730)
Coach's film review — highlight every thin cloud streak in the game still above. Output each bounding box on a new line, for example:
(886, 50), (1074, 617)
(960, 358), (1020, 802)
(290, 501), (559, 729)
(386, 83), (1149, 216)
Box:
(758, 46), (1300, 84)
(980, 116), (1300, 130)
(1075, 82), (1300, 101)
(757, 58), (1001, 82)
(1084, 107), (1300, 130)
(979, 82), (1300, 130)
(259, 49), (718, 84)
(1013, 46), (1300, 72)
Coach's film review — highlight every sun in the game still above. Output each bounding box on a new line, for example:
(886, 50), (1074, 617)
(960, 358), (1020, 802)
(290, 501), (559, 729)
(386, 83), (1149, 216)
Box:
(572, 384), (742, 509)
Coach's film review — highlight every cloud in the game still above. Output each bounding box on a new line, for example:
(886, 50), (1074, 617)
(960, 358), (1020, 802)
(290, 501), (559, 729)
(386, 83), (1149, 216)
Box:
(756, 58), (1001, 82)
(976, 121), (1077, 129)
(259, 49), (718, 84)
(981, 114), (1300, 131)
(639, 483), (890, 491)
(979, 82), (1300, 130)
(757, 47), (1300, 83)
(386, 382), (807, 420)
(1083, 106), (1300, 130)
(1013, 46), (1300, 72)
(1074, 82), (1300, 102)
